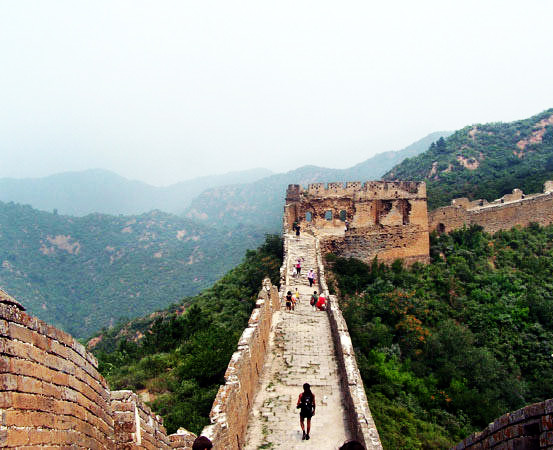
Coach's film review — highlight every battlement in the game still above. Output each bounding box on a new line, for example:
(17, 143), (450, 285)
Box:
(287, 180), (426, 200)
(430, 181), (553, 234)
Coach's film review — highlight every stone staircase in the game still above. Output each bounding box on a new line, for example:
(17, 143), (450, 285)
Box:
(244, 233), (351, 449)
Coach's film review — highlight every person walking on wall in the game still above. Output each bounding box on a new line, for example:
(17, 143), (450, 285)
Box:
(307, 269), (315, 287)
(310, 291), (318, 311)
(296, 258), (302, 276)
(296, 223), (301, 238)
(294, 288), (300, 306)
(297, 383), (316, 440)
(286, 291), (293, 312)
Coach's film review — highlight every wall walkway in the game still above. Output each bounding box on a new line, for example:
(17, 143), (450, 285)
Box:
(242, 233), (382, 449)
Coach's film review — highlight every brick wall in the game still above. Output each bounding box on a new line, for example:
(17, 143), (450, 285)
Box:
(454, 400), (553, 449)
(0, 289), (196, 449)
(429, 183), (553, 235)
(285, 182), (430, 265)
(199, 279), (281, 450)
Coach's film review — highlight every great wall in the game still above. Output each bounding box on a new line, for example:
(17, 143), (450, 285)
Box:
(3, 180), (553, 449)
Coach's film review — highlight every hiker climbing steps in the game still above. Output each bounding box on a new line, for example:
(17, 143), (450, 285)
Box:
(244, 233), (350, 449)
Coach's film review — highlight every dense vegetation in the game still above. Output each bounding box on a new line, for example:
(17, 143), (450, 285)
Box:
(0, 201), (266, 338)
(328, 224), (553, 449)
(92, 235), (283, 435)
(186, 132), (450, 231)
(385, 108), (553, 209)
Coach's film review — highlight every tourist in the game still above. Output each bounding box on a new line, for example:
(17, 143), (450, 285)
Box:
(296, 258), (302, 276)
(345, 219), (350, 231)
(316, 293), (326, 311)
(192, 436), (213, 450)
(310, 291), (318, 311)
(286, 291), (293, 312)
(294, 288), (300, 306)
(292, 220), (298, 233)
(307, 269), (315, 287)
(296, 223), (301, 238)
(296, 383), (315, 440)
(339, 440), (365, 450)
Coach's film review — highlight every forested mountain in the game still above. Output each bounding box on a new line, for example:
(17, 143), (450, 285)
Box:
(384, 108), (553, 209)
(90, 235), (283, 435)
(0, 168), (272, 216)
(329, 223), (553, 448)
(186, 131), (451, 231)
(0, 201), (266, 338)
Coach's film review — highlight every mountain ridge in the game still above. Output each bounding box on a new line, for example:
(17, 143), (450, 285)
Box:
(0, 167), (273, 217)
(384, 108), (553, 209)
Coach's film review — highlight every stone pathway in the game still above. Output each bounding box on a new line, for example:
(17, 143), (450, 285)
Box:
(244, 233), (351, 450)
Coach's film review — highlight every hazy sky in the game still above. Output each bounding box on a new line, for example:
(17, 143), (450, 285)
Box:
(1, 1), (552, 186)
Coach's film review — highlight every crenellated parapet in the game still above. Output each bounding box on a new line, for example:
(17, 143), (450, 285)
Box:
(298, 180), (426, 199)
(429, 181), (553, 234)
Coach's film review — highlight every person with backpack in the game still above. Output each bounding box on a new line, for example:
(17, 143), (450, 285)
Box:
(310, 291), (318, 311)
(285, 291), (293, 312)
(296, 383), (315, 440)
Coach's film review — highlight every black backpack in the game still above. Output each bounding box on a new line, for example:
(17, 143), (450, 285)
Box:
(300, 392), (314, 414)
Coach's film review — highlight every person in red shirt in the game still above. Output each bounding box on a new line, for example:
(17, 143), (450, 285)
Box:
(296, 383), (315, 440)
(316, 294), (326, 311)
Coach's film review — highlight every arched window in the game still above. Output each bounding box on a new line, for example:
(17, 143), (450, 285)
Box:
(325, 210), (333, 221)
(306, 211), (313, 222)
(339, 210), (347, 221)
(437, 223), (446, 234)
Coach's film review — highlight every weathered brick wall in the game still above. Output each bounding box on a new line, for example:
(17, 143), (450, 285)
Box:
(200, 278), (281, 450)
(285, 181), (430, 265)
(111, 390), (173, 449)
(454, 400), (553, 449)
(429, 182), (553, 234)
(0, 288), (196, 449)
(314, 238), (383, 450)
(0, 294), (114, 448)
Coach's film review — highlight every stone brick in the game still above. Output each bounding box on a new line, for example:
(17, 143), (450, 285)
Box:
(430, 182), (553, 235)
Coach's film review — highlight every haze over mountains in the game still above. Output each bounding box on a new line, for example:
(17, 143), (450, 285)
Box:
(1, 130), (450, 226)
(5, 104), (553, 340)
(0, 168), (273, 217)
(0, 131), (450, 337)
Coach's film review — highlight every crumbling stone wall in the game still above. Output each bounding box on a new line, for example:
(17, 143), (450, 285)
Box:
(429, 181), (553, 234)
(285, 181), (430, 264)
(0, 288), (195, 449)
(454, 399), (553, 449)
(199, 278), (281, 450)
(111, 390), (173, 449)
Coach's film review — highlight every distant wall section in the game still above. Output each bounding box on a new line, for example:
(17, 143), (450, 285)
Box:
(285, 181), (429, 264)
(429, 181), (553, 234)
(454, 400), (553, 449)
